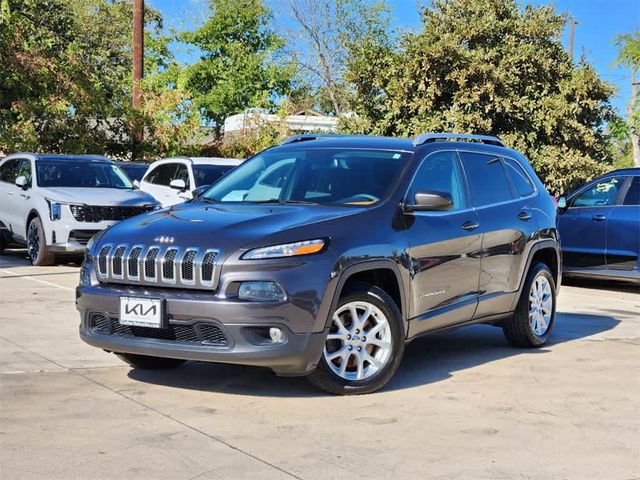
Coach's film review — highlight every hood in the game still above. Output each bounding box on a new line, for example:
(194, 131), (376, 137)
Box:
(39, 187), (157, 206)
(98, 202), (364, 255)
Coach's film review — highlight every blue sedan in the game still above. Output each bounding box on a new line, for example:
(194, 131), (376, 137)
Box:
(558, 168), (639, 283)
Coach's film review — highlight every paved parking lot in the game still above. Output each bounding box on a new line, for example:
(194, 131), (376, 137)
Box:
(0, 250), (638, 480)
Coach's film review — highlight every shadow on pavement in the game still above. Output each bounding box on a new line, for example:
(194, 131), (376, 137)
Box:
(0, 248), (83, 268)
(562, 276), (639, 294)
(127, 311), (619, 397)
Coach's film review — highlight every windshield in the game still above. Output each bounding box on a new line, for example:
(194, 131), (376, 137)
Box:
(37, 161), (133, 189)
(202, 148), (409, 205)
(193, 164), (235, 187)
(118, 164), (148, 182)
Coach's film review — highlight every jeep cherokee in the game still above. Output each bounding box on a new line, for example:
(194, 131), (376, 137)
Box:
(77, 133), (561, 395)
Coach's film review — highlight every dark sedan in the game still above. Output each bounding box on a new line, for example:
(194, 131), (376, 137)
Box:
(115, 161), (149, 183)
(558, 168), (639, 283)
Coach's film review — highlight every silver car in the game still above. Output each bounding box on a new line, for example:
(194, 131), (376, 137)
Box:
(0, 153), (159, 265)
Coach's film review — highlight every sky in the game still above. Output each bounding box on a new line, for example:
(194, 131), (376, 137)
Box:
(148, 0), (639, 116)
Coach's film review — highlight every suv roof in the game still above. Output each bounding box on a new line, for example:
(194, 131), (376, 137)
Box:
(277, 132), (511, 155)
(3, 153), (112, 163)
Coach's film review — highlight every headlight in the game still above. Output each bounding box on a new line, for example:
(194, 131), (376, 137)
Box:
(238, 281), (287, 302)
(241, 239), (326, 260)
(48, 201), (62, 221)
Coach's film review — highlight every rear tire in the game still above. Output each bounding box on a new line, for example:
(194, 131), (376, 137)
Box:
(115, 353), (186, 369)
(307, 283), (405, 395)
(27, 216), (55, 266)
(502, 262), (556, 348)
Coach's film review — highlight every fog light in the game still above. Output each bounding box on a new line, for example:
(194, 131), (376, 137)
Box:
(238, 281), (286, 302)
(269, 327), (283, 343)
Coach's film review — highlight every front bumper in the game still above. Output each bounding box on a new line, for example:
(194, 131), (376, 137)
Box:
(77, 285), (327, 376)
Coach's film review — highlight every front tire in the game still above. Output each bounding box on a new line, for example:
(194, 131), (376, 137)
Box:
(502, 262), (556, 348)
(27, 216), (55, 266)
(115, 353), (186, 369)
(307, 283), (405, 395)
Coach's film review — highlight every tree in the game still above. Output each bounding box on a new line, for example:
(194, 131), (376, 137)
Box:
(343, 0), (616, 194)
(615, 32), (640, 167)
(0, 0), (199, 159)
(179, 0), (293, 135)
(281, 0), (390, 116)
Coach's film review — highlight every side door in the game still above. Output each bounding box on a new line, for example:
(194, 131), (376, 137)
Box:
(0, 159), (25, 237)
(172, 162), (193, 204)
(558, 176), (625, 270)
(140, 162), (179, 206)
(606, 175), (640, 272)
(405, 150), (483, 337)
(13, 159), (35, 238)
(458, 151), (539, 318)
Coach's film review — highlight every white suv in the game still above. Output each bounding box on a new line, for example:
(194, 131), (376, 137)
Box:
(139, 157), (242, 206)
(0, 153), (159, 265)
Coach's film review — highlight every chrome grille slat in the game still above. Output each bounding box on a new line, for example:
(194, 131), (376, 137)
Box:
(162, 248), (178, 283)
(111, 246), (126, 279)
(95, 243), (218, 290)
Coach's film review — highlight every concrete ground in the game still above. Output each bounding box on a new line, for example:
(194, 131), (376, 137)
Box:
(0, 250), (638, 480)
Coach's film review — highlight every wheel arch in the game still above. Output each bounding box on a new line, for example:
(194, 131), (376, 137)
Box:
(510, 240), (561, 311)
(328, 260), (408, 335)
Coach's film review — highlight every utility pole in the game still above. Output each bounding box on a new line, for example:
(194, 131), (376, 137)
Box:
(132, 0), (144, 108)
(568, 17), (577, 61)
(132, 0), (144, 158)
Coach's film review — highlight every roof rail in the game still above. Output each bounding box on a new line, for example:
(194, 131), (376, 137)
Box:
(413, 132), (506, 148)
(281, 133), (348, 145)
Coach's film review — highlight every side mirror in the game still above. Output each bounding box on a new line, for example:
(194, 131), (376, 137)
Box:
(405, 190), (454, 212)
(169, 179), (187, 191)
(557, 196), (567, 211)
(15, 176), (28, 190)
(192, 184), (210, 198)
(133, 179), (140, 189)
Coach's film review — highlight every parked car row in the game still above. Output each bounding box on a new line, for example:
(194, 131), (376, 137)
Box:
(1, 133), (637, 395)
(0, 154), (242, 264)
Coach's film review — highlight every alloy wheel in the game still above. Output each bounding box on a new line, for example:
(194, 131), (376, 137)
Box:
(529, 275), (553, 336)
(323, 301), (393, 381)
(27, 222), (40, 263)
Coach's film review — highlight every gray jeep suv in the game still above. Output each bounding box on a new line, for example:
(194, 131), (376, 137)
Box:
(77, 133), (561, 394)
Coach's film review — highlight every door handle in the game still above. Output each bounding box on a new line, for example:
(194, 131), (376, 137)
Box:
(461, 220), (480, 231)
(517, 211), (532, 221)
(591, 215), (606, 222)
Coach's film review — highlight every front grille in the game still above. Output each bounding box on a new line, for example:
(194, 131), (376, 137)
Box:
(70, 205), (154, 223)
(96, 243), (218, 290)
(69, 230), (100, 245)
(89, 313), (229, 346)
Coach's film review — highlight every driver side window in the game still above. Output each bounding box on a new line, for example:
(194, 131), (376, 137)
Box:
(571, 177), (623, 207)
(408, 151), (466, 211)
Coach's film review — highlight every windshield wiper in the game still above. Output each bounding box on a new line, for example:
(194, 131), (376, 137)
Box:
(251, 199), (319, 205)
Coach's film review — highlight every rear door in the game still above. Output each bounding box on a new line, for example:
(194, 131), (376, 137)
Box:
(458, 151), (539, 318)
(405, 150), (483, 336)
(606, 175), (640, 272)
(559, 176), (625, 270)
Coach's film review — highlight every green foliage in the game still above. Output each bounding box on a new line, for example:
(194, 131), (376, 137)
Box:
(343, 0), (617, 194)
(179, 0), (293, 134)
(0, 0), (200, 159)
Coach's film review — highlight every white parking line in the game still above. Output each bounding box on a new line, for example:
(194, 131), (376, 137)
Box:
(0, 269), (75, 292)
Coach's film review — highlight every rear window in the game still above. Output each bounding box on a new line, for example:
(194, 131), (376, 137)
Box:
(504, 158), (535, 197)
(460, 152), (513, 206)
(623, 176), (640, 206)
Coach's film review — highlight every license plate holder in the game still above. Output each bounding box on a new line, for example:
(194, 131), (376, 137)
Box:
(119, 297), (165, 329)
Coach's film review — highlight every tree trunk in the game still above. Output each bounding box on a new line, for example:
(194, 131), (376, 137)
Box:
(629, 69), (640, 167)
